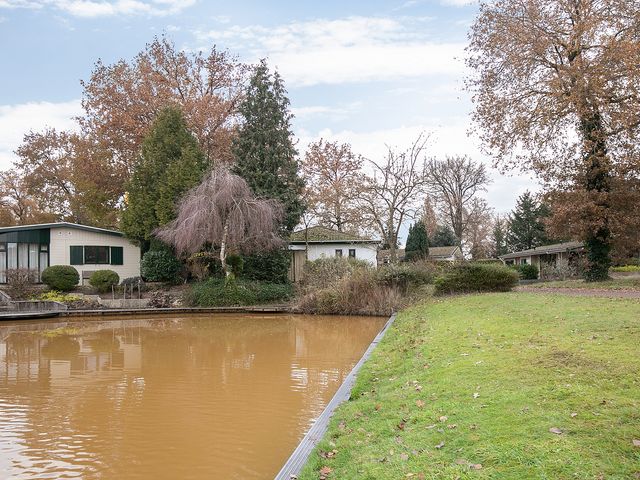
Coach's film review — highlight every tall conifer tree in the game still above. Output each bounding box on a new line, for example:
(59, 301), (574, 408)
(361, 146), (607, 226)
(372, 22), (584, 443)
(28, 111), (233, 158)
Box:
(506, 191), (549, 252)
(232, 60), (304, 233)
(405, 221), (429, 260)
(122, 107), (207, 248)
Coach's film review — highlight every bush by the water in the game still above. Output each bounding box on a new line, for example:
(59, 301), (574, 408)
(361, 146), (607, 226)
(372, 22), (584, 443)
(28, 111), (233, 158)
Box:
(434, 263), (519, 295)
(297, 268), (403, 316)
(89, 270), (120, 293)
(4, 269), (36, 299)
(36, 290), (81, 303)
(376, 261), (436, 293)
(226, 254), (244, 276)
(185, 278), (294, 307)
(41, 265), (79, 291)
(141, 250), (181, 282)
(303, 257), (371, 290)
(242, 251), (290, 284)
(515, 263), (539, 280)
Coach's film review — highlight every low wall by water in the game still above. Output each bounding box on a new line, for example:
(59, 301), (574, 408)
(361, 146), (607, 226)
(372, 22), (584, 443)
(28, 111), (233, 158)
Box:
(10, 300), (68, 312)
(99, 298), (150, 309)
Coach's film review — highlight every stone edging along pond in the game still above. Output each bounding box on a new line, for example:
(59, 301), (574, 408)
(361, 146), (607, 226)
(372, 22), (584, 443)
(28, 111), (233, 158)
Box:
(274, 312), (398, 480)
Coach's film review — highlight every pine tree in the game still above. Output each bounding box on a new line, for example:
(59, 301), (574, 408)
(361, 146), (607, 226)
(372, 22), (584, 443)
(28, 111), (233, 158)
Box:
(506, 191), (549, 251)
(232, 60), (304, 233)
(430, 225), (458, 247)
(121, 107), (207, 248)
(492, 215), (508, 257)
(405, 221), (429, 260)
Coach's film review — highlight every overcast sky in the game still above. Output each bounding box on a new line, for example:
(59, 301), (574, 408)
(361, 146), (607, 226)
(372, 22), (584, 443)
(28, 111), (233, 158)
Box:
(0, 0), (537, 216)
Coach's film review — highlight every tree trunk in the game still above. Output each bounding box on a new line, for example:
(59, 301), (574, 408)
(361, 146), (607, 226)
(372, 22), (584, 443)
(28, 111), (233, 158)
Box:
(580, 110), (611, 282)
(220, 221), (230, 277)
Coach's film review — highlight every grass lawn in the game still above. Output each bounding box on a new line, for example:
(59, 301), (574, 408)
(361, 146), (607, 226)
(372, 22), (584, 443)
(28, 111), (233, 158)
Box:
(525, 278), (640, 290)
(298, 293), (640, 479)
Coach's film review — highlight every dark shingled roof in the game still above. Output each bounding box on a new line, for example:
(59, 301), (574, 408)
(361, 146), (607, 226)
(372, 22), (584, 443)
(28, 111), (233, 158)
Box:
(0, 222), (124, 237)
(500, 241), (584, 260)
(290, 226), (378, 244)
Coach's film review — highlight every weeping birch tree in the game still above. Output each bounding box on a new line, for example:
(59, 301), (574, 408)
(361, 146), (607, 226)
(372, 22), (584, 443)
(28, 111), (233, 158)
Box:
(155, 166), (283, 276)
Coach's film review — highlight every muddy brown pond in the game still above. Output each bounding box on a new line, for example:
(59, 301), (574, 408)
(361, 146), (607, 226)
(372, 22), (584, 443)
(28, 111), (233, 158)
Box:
(0, 313), (386, 479)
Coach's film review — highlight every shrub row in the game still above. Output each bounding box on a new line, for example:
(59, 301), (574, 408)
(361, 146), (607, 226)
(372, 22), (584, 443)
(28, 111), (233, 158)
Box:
(184, 278), (294, 307)
(296, 268), (403, 316)
(610, 265), (640, 273)
(434, 263), (519, 295)
(513, 263), (539, 280)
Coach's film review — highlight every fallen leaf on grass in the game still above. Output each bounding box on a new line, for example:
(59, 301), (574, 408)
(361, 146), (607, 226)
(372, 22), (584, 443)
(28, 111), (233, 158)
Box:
(400, 453), (409, 461)
(319, 449), (338, 459)
(416, 400), (425, 408)
(435, 441), (445, 449)
(633, 439), (640, 447)
(398, 419), (407, 430)
(570, 412), (577, 418)
(549, 427), (563, 435)
(447, 424), (457, 429)
(319, 466), (332, 479)
(473, 392), (480, 399)
(469, 464), (483, 470)
(439, 415), (448, 422)
(375, 404), (382, 411)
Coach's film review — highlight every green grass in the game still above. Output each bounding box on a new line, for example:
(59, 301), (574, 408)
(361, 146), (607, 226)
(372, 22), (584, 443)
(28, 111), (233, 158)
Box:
(298, 293), (640, 479)
(527, 278), (640, 290)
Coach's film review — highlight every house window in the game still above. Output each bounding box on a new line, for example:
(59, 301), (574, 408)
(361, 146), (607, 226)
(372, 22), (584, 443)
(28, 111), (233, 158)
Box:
(348, 249), (356, 258)
(84, 246), (110, 264)
(335, 249), (343, 258)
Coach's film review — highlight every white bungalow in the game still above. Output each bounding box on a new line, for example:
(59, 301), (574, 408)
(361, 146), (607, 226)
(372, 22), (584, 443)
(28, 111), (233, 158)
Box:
(0, 222), (141, 285)
(288, 226), (380, 282)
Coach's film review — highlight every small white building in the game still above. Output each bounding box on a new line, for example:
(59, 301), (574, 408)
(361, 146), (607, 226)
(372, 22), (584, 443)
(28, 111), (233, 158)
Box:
(288, 226), (380, 282)
(0, 222), (141, 285)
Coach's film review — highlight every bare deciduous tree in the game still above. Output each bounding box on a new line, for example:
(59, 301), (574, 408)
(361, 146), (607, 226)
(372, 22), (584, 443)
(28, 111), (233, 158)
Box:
(467, 0), (640, 280)
(464, 198), (494, 260)
(301, 139), (365, 234)
(360, 134), (430, 262)
(425, 155), (490, 243)
(156, 166), (283, 276)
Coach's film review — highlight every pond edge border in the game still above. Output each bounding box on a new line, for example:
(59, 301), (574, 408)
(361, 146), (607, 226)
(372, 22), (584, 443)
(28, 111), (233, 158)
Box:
(274, 312), (397, 480)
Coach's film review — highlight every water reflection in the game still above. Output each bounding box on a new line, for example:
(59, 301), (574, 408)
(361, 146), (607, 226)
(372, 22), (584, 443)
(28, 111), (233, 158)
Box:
(0, 314), (385, 479)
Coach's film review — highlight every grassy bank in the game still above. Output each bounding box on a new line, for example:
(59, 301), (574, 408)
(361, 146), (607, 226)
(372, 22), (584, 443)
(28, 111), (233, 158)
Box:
(526, 278), (640, 290)
(298, 293), (640, 479)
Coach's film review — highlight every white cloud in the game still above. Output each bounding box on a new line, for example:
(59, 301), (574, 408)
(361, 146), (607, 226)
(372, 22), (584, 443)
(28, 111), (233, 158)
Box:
(0, 0), (195, 17)
(0, 99), (82, 171)
(440, 0), (477, 6)
(196, 16), (466, 87)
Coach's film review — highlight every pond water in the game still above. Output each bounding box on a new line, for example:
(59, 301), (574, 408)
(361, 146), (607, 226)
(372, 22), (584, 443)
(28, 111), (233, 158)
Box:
(0, 313), (386, 479)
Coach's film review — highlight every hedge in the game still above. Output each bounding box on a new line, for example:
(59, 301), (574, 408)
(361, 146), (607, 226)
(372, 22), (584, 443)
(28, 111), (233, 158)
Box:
(89, 270), (120, 293)
(41, 265), (80, 292)
(141, 250), (181, 282)
(185, 278), (294, 307)
(434, 263), (519, 295)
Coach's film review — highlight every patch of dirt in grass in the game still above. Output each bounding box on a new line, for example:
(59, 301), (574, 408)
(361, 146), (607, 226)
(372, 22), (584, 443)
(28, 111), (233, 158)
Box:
(536, 349), (609, 370)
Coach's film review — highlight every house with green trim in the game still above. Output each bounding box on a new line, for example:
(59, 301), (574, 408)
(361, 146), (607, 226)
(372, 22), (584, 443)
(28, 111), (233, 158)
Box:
(0, 222), (141, 285)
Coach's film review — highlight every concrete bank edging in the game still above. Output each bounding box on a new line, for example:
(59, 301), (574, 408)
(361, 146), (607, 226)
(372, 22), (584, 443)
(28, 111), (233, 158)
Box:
(274, 312), (398, 480)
